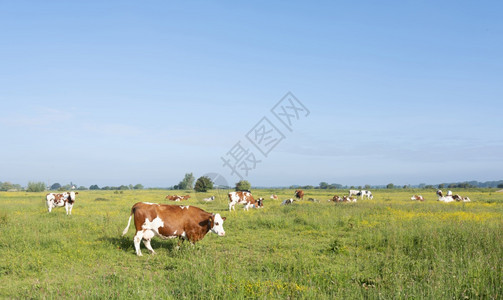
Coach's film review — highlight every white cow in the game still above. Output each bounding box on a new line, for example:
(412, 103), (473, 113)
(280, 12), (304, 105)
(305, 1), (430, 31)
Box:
(349, 190), (361, 197)
(360, 190), (373, 199)
(437, 190), (454, 202)
(46, 191), (78, 215)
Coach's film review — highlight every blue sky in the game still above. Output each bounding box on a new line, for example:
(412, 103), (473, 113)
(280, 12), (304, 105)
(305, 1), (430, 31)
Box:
(1, 1), (502, 188)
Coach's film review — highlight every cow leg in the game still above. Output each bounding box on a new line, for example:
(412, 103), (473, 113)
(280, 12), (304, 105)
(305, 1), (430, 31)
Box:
(47, 203), (52, 213)
(133, 231), (144, 256)
(65, 203), (70, 215)
(142, 230), (156, 255)
(176, 237), (185, 250)
(68, 204), (73, 215)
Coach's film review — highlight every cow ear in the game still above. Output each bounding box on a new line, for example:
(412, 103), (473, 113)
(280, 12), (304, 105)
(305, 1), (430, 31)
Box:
(222, 217), (226, 221)
(208, 216), (213, 223)
(75, 192), (79, 194)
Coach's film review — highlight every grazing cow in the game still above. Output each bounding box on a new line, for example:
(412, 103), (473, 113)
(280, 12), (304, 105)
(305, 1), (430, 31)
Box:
(294, 189), (304, 200)
(270, 194), (278, 200)
(256, 197), (264, 208)
(122, 202), (226, 256)
(360, 190), (373, 199)
(228, 191), (257, 211)
(411, 195), (424, 201)
(281, 198), (295, 205)
(46, 192), (78, 215)
(202, 196), (215, 202)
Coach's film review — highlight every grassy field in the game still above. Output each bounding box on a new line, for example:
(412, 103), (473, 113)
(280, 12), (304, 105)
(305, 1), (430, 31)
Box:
(1, 188), (502, 299)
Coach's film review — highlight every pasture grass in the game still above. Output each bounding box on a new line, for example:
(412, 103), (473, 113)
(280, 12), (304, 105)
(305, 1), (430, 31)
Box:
(0, 189), (502, 298)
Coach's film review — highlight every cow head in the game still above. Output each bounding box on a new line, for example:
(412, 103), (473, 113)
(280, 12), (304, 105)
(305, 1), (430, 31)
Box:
(209, 214), (226, 236)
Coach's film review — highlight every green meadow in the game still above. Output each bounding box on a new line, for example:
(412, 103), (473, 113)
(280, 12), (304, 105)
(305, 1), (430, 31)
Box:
(1, 189), (502, 299)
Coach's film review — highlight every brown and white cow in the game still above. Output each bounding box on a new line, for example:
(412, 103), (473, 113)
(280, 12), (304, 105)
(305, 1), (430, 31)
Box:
(165, 194), (190, 201)
(411, 195), (424, 201)
(342, 195), (357, 202)
(329, 195), (342, 202)
(228, 191), (257, 211)
(122, 202), (226, 256)
(294, 189), (304, 200)
(270, 194), (278, 200)
(46, 191), (78, 215)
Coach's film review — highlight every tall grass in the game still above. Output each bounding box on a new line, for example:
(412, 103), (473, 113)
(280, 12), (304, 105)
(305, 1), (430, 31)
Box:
(0, 189), (502, 298)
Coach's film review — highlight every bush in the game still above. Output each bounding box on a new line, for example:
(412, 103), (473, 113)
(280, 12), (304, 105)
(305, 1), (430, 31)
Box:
(26, 181), (46, 192)
(194, 176), (213, 192)
(235, 180), (251, 191)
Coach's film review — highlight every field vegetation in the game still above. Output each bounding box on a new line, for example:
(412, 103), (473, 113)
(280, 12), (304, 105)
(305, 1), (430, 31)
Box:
(1, 189), (502, 298)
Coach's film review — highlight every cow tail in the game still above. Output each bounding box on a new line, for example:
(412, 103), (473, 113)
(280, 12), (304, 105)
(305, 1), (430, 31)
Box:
(122, 207), (136, 236)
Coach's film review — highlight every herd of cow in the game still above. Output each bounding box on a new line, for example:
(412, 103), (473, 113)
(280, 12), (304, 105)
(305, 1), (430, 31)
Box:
(44, 188), (472, 256)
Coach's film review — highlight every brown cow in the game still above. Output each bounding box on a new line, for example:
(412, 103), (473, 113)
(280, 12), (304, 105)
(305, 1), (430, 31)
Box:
(294, 189), (304, 200)
(122, 202), (226, 256)
(410, 195), (424, 201)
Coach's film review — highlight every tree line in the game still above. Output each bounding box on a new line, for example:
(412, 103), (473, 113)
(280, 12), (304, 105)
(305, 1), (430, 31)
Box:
(2, 177), (503, 193)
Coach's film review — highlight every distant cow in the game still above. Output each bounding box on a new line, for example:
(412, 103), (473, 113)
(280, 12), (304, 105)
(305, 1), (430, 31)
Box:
(281, 198), (295, 205)
(202, 196), (215, 202)
(329, 195), (342, 202)
(349, 190), (361, 197)
(165, 195), (190, 201)
(270, 194), (278, 200)
(122, 202), (226, 256)
(46, 192), (78, 215)
(452, 194), (471, 202)
(228, 191), (257, 211)
(411, 195), (424, 201)
(342, 195), (357, 202)
(437, 190), (454, 202)
(294, 189), (304, 200)
(360, 190), (373, 199)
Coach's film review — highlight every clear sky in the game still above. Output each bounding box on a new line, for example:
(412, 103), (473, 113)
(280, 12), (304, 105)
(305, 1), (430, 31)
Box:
(1, 1), (502, 188)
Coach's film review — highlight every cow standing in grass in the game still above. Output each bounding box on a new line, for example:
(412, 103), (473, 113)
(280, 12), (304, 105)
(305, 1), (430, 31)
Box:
(46, 192), (78, 215)
(294, 189), (304, 200)
(122, 202), (226, 256)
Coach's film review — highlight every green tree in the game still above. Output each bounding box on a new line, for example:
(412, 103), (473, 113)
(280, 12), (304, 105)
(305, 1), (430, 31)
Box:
(195, 176), (214, 192)
(27, 181), (46, 192)
(50, 183), (61, 190)
(364, 184), (371, 190)
(319, 182), (328, 189)
(497, 183), (503, 189)
(235, 180), (251, 191)
(133, 184), (144, 190)
(0, 182), (14, 191)
(89, 184), (100, 190)
(438, 183), (445, 189)
(386, 183), (394, 189)
(175, 173), (195, 190)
